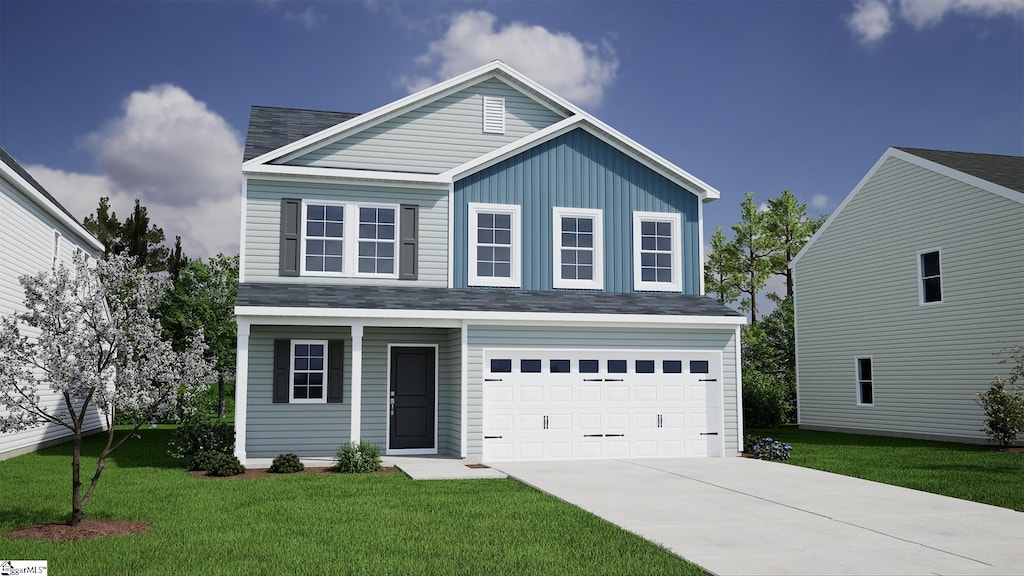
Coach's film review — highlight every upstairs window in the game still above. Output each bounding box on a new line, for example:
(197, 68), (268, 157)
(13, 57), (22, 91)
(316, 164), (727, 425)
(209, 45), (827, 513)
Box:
(482, 96), (505, 134)
(300, 201), (398, 278)
(468, 203), (520, 287)
(856, 357), (874, 406)
(633, 211), (682, 292)
(918, 250), (942, 304)
(553, 207), (603, 289)
(305, 204), (344, 273)
(358, 207), (396, 275)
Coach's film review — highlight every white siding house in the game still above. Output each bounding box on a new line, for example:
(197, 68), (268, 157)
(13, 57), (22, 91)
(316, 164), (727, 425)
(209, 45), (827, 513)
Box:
(0, 147), (106, 460)
(793, 147), (1024, 443)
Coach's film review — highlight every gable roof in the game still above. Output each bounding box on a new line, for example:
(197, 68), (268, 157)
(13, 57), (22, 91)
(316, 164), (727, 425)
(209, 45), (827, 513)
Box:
(895, 147), (1023, 194)
(0, 147), (104, 252)
(243, 106), (360, 162)
(792, 146), (1024, 268)
(242, 60), (720, 201)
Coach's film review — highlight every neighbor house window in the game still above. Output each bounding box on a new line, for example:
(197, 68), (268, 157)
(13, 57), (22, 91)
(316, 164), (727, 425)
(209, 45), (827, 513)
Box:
(468, 203), (520, 287)
(301, 201), (397, 278)
(856, 357), (873, 406)
(292, 341), (327, 403)
(633, 211), (682, 292)
(918, 250), (942, 304)
(553, 207), (603, 289)
(52, 231), (60, 268)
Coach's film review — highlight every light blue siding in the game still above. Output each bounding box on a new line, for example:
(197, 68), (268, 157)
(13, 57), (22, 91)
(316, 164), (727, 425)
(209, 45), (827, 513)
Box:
(453, 128), (701, 292)
(285, 78), (566, 174)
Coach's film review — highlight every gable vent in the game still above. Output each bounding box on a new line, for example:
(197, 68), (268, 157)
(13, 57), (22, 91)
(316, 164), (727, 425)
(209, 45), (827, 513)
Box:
(482, 96), (505, 134)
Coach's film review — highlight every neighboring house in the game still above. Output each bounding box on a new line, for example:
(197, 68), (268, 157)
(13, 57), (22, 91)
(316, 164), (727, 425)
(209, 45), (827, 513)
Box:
(234, 61), (746, 463)
(793, 147), (1024, 443)
(0, 147), (106, 460)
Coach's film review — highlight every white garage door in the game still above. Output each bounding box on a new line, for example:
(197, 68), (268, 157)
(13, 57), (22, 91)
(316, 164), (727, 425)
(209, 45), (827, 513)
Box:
(482, 350), (723, 461)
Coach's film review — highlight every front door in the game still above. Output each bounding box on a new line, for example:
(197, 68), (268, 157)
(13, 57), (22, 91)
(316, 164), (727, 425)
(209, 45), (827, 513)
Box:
(389, 347), (436, 450)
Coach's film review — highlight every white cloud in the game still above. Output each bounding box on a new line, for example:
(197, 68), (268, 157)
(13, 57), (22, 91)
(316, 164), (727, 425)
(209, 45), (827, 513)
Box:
(29, 85), (242, 259)
(285, 7), (322, 28)
(757, 202), (770, 213)
(810, 194), (830, 211)
(847, 0), (1024, 44)
(404, 10), (618, 108)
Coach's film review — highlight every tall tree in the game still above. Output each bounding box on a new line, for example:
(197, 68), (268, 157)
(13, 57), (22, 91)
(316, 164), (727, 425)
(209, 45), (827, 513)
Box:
(166, 236), (189, 284)
(731, 192), (775, 323)
(0, 254), (213, 526)
(704, 226), (741, 305)
(161, 254), (238, 418)
(765, 190), (826, 298)
(82, 197), (121, 252)
(120, 199), (170, 272)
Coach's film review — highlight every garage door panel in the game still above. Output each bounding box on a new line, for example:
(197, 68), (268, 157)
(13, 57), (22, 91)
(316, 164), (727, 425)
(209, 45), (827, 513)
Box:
(549, 385), (573, 403)
(578, 412), (602, 430)
(578, 385), (602, 402)
(635, 385), (658, 402)
(606, 385), (630, 402)
(663, 386), (685, 402)
(520, 385), (544, 403)
(606, 412), (630, 430)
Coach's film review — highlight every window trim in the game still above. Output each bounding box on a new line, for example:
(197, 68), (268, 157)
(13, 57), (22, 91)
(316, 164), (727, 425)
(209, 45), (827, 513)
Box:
(468, 202), (521, 288)
(855, 356), (874, 407)
(917, 248), (943, 305)
(299, 200), (399, 279)
(52, 230), (61, 268)
(552, 207), (603, 290)
(290, 340), (328, 404)
(632, 211), (682, 292)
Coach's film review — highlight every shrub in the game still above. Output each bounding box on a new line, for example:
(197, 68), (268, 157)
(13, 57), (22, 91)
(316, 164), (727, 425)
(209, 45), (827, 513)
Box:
(205, 452), (246, 477)
(269, 453), (305, 474)
(188, 450), (226, 472)
(169, 417), (235, 461)
(744, 435), (792, 461)
(742, 371), (793, 428)
(333, 440), (382, 473)
(975, 375), (1024, 447)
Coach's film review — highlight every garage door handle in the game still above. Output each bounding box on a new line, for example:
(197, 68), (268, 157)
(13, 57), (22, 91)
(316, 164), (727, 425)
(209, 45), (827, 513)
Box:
(699, 378), (717, 382)
(583, 378), (603, 382)
(484, 435), (503, 439)
(583, 434), (604, 437)
(699, 432), (719, 436)
(605, 434), (625, 437)
(484, 378), (503, 382)
(605, 378), (624, 382)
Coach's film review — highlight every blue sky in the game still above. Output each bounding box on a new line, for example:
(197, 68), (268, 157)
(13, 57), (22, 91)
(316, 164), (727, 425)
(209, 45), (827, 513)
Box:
(1, 0), (1022, 272)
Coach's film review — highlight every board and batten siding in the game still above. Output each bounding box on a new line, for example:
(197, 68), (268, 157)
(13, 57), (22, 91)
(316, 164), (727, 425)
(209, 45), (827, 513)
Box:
(465, 325), (739, 457)
(794, 155), (1024, 442)
(0, 175), (105, 459)
(244, 178), (447, 286)
(285, 78), (566, 174)
(454, 128), (701, 293)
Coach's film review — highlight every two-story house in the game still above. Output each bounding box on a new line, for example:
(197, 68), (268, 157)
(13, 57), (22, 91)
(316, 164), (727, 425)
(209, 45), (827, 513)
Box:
(234, 61), (746, 463)
(793, 147), (1024, 443)
(1, 147), (106, 460)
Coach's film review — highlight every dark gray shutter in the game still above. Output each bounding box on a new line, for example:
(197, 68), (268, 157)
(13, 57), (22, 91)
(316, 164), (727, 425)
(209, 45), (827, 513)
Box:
(399, 204), (418, 280)
(327, 340), (344, 403)
(279, 199), (301, 276)
(273, 339), (291, 403)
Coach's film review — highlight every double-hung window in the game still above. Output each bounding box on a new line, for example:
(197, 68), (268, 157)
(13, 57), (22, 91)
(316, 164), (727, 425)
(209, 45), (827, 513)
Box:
(553, 207), (603, 289)
(918, 249), (942, 304)
(468, 203), (520, 287)
(301, 201), (398, 278)
(856, 357), (874, 406)
(633, 211), (682, 292)
(291, 341), (326, 403)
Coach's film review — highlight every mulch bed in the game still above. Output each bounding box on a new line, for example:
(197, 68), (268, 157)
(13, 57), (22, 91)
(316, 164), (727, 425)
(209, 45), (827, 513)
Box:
(7, 519), (150, 541)
(188, 466), (400, 479)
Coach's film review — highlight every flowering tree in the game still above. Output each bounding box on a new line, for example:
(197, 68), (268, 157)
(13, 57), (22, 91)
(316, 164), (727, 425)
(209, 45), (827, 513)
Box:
(0, 254), (213, 526)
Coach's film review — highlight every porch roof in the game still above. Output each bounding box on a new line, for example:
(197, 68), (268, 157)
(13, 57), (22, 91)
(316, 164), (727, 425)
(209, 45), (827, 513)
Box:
(236, 283), (745, 318)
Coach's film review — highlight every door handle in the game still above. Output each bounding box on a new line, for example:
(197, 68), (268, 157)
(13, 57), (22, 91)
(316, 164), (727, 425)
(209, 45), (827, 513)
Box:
(390, 397), (395, 416)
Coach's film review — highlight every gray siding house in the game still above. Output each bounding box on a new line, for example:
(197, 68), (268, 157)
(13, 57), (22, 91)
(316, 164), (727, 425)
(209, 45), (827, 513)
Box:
(235, 61), (746, 463)
(0, 148), (106, 459)
(793, 147), (1024, 443)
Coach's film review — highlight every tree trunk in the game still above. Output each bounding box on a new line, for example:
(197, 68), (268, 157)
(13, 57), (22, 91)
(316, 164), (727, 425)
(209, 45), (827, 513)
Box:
(218, 371), (226, 419)
(71, 433), (83, 527)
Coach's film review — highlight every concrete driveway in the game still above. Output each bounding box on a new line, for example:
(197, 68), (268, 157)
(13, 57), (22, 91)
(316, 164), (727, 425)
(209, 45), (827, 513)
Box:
(493, 458), (1024, 576)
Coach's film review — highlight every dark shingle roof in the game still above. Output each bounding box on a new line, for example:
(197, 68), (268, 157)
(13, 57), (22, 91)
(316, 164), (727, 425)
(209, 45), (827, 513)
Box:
(243, 106), (361, 162)
(0, 147), (80, 222)
(896, 147), (1024, 193)
(237, 283), (744, 318)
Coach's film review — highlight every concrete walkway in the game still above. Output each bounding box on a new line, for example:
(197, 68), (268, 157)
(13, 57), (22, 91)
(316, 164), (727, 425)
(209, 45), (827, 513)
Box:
(494, 458), (1024, 576)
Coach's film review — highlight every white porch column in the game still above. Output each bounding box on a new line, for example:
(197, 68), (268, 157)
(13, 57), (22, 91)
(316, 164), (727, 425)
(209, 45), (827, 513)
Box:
(233, 318), (251, 461)
(460, 320), (468, 458)
(349, 322), (364, 443)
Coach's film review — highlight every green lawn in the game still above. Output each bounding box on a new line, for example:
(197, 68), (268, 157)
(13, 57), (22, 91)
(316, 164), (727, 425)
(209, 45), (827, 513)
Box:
(749, 426), (1024, 511)
(0, 428), (703, 576)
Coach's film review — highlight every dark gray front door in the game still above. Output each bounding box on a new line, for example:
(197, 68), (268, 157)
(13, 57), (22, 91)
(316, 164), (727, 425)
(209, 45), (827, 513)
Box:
(389, 347), (436, 450)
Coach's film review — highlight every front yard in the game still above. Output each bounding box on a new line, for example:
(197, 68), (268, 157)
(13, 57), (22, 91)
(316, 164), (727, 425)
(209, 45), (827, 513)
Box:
(0, 428), (703, 576)
(749, 426), (1024, 512)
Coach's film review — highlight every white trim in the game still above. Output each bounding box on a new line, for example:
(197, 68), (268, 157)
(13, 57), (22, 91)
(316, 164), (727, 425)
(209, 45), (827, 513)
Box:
(482, 96), (505, 134)
(552, 206), (603, 290)
(239, 179), (248, 282)
(299, 200), (400, 279)
(300, 199), (347, 277)
(632, 211), (683, 292)
(916, 247), (943, 305)
(460, 320), (468, 458)
(288, 340), (329, 404)
(855, 356), (874, 407)
(385, 343), (439, 455)
(0, 159), (104, 252)
(233, 319), (251, 460)
(350, 323), (364, 442)
(733, 325), (743, 450)
(698, 200), (706, 295)
(468, 202), (521, 288)
(792, 147), (1024, 268)
(447, 182), (455, 288)
(242, 164), (450, 188)
(51, 230), (61, 269)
